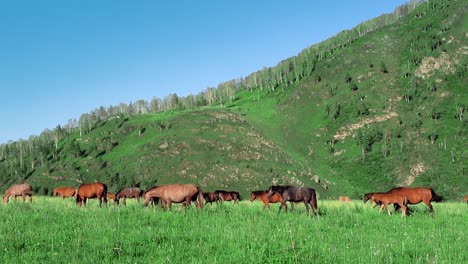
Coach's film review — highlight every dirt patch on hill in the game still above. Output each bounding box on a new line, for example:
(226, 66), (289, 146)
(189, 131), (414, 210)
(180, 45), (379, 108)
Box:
(402, 162), (429, 186)
(414, 52), (456, 79)
(334, 112), (398, 141)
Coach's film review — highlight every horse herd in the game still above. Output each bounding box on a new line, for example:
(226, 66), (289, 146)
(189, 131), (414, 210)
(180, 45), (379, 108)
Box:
(2, 182), (466, 216)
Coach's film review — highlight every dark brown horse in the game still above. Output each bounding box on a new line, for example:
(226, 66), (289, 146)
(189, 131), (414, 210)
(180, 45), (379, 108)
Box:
(76, 182), (108, 207)
(53, 187), (77, 200)
(215, 190), (240, 204)
(203, 192), (220, 205)
(250, 190), (292, 211)
(267, 185), (318, 216)
(143, 183), (204, 209)
(3, 183), (33, 203)
(114, 187), (144, 205)
(368, 193), (408, 216)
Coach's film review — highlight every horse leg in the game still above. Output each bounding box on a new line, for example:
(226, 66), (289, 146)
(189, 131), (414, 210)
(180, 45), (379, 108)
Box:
(378, 204), (384, 214)
(304, 201), (310, 217)
(385, 203), (392, 216)
(123, 198), (127, 206)
(278, 201), (286, 214)
(290, 202), (295, 212)
(423, 200), (434, 215)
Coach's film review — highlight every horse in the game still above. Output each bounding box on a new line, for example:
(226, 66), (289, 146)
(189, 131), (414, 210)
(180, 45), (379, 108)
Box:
(464, 195), (468, 204)
(249, 190), (291, 212)
(203, 192), (220, 205)
(363, 192), (383, 208)
(107, 192), (116, 202)
(143, 183), (204, 209)
(364, 187), (442, 215)
(3, 183), (33, 203)
(114, 187), (144, 206)
(368, 193), (408, 216)
(76, 182), (108, 207)
(384, 187), (442, 214)
(142, 186), (160, 207)
(52, 187), (77, 200)
(267, 185), (318, 216)
(215, 190), (240, 204)
(338, 196), (351, 202)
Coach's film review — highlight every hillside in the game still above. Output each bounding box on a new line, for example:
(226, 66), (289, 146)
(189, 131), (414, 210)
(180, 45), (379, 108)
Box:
(1, 0), (467, 199)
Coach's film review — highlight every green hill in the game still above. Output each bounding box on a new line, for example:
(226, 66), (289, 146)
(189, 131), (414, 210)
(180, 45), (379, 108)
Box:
(1, 0), (467, 200)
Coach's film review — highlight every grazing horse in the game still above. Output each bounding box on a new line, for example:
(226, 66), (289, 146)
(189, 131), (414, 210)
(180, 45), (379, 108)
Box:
(203, 192), (220, 205)
(368, 193), (408, 216)
(143, 183), (204, 209)
(107, 192), (116, 202)
(3, 183), (33, 203)
(385, 187), (442, 214)
(53, 187), (77, 200)
(215, 190), (241, 204)
(363, 192), (384, 208)
(76, 182), (108, 207)
(338, 196), (351, 202)
(267, 185), (318, 216)
(249, 190), (291, 212)
(114, 187), (144, 205)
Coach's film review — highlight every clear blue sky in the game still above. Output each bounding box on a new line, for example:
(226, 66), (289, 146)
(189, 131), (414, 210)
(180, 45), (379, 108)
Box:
(0, 0), (408, 144)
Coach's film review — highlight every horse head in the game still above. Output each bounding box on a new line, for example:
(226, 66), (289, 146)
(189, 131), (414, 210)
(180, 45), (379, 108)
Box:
(363, 193), (373, 203)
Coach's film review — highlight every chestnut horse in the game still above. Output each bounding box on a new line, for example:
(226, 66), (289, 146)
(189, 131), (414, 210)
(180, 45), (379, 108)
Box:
(3, 183), (33, 203)
(114, 187), (144, 206)
(107, 192), (116, 202)
(143, 183), (204, 209)
(203, 192), (220, 205)
(53, 187), (77, 200)
(215, 190), (240, 204)
(364, 187), (442, 215)
(464, 195), (468, 204)
(249, 190), (291, 212)
(76, 182), (108, 207)
(368, 193), (408, 216)
(338, 196), (351, 202)
(267, 185), (318, 217)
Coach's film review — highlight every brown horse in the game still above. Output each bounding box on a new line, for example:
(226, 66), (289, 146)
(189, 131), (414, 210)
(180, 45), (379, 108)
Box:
(363, 192), (383, 208)
(3, 183), (33, 203)
(338, 196), (351, 202)
(107, 192), (116, 202)
(368, 193), (408, 216)
(114, 187), (144, 205)
(385, 187), (442, 214)
(215, 190), (241, 204)
(249, 190), (291, 212)
(364, 187), (442, 215)
(76, 182), (108, 207)
(267, 185), (318, 217)
(464, 195), (468, 204)
(203, 192), (220, 205)
(53, 187), (77, 200)
(143, 183), (204, 209)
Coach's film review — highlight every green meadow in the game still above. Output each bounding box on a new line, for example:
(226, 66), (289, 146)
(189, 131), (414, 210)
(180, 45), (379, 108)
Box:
(1, 197), (466, 263)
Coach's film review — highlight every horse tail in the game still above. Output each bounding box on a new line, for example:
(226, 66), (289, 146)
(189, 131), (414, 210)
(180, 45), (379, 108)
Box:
(430, 189), (443, 202)
(102, 183), (108, 203)
(196, 186), (205, 208)
(311, 189), (318, 211)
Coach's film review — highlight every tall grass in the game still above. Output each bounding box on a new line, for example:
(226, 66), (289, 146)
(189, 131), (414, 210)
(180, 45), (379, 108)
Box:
(0, 198), (466, 263)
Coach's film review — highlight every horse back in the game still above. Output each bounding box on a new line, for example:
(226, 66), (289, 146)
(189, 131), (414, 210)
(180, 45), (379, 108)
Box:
(387, 187), (434, 204)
